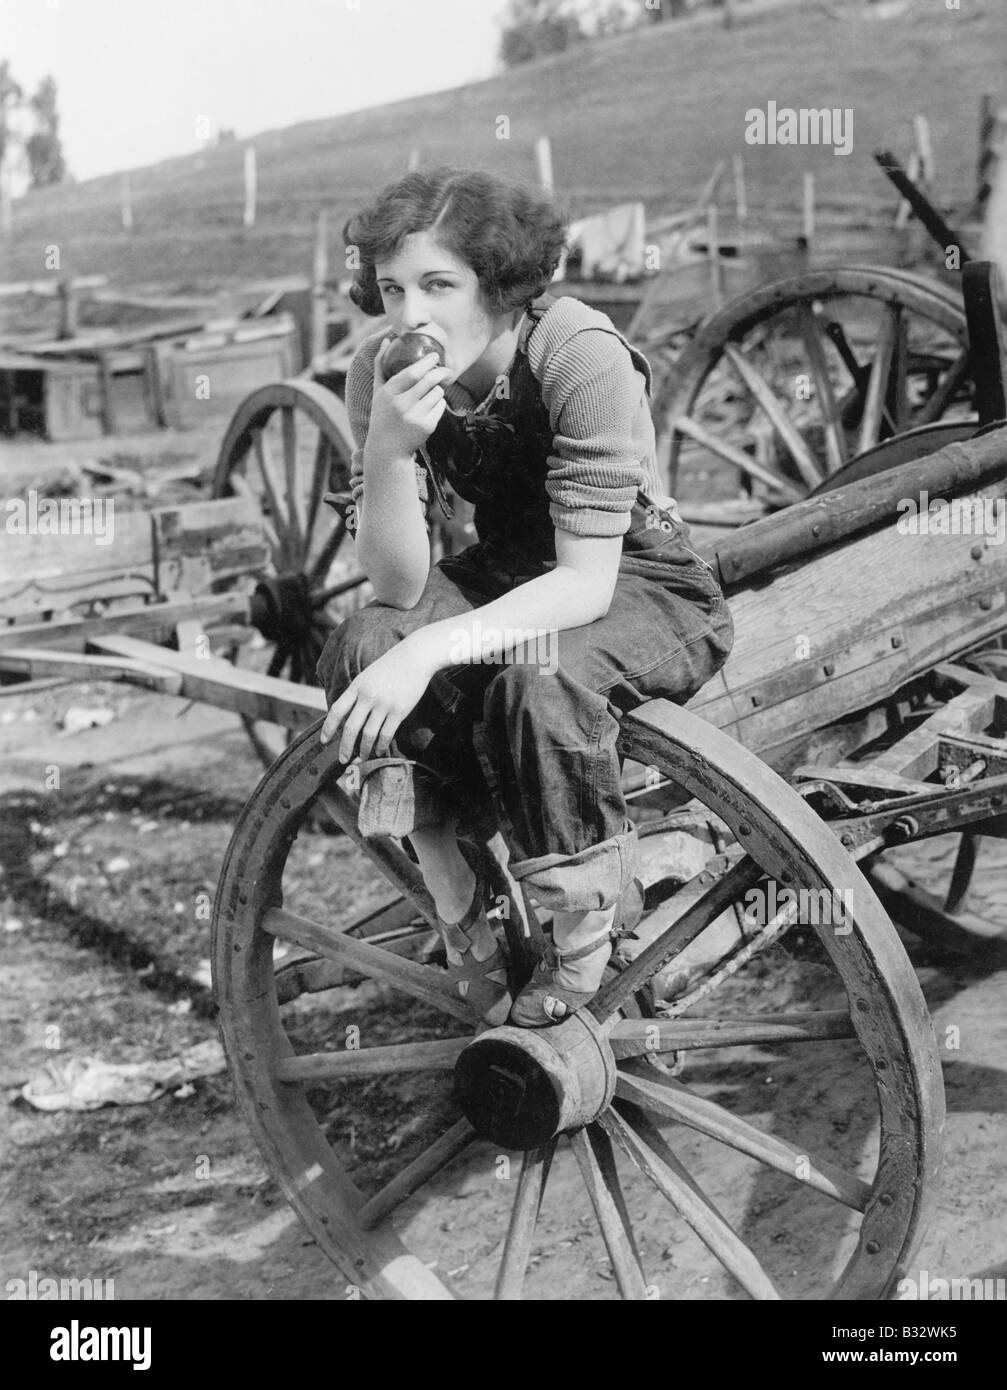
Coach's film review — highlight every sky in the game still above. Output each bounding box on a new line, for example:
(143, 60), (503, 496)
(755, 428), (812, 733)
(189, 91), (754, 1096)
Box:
(1, 0), (506, 182)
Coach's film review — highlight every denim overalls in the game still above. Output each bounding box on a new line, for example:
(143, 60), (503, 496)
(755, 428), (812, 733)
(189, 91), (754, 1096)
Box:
(317, 300), (734, 911)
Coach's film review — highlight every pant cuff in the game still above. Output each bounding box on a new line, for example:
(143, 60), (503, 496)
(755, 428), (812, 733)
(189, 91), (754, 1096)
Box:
(508, 822), (640, 911)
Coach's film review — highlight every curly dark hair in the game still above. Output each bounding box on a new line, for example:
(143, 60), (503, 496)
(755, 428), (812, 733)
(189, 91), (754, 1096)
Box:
(343, 166), (568, 317)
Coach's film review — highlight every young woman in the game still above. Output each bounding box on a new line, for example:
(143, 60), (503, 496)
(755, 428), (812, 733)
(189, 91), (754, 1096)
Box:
(316, 167), (733, 1029)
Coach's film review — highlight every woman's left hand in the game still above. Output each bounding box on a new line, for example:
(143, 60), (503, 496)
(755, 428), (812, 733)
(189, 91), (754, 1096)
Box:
(319, 636), (436, 764)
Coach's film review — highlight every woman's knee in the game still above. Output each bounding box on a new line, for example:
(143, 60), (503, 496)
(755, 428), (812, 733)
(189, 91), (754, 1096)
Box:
(315, 604), (403, 700)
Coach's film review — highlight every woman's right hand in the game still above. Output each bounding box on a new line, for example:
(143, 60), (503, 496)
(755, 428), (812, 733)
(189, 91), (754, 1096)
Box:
(366, 337), (451, 459)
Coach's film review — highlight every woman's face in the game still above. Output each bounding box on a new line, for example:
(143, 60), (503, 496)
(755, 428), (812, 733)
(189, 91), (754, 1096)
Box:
(374, 230), (512, 385)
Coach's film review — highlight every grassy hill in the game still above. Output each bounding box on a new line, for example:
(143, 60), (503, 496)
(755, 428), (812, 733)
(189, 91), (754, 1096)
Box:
(3, 0), (1004, 297)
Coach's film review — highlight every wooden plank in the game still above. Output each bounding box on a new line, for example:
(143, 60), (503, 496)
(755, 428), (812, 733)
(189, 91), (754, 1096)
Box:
(0, 646), (184, 694)
(0, 592), (251, 657)
(151, 496), (269, 594)
(89, 634), (327, 729)
(689, 488), (1007, 769)
(790, 766), (936, 797)
(702, 424), (1007, 591)
(0, 496), (267, 620)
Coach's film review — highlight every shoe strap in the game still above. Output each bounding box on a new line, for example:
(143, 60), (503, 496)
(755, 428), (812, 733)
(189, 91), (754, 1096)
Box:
(544, 932), (613, 969)
(437, 868), (487, 952)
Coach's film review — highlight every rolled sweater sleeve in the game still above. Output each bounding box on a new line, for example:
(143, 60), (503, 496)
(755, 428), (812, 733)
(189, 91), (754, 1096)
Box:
(345, 335), (429, 513)
(536, 325), (652, 538)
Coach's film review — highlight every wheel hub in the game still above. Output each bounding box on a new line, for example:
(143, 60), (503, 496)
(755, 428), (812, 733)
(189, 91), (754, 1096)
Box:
(249, 573), (313, 643)
(453, 1012), (616, 1150)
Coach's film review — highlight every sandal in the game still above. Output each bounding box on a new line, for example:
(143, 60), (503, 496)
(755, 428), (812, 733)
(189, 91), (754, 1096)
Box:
(436, 868), (513, 1028)
(508, 934), (613, 1029)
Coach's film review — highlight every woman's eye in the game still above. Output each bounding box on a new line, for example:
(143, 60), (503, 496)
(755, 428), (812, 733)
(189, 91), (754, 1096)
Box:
(381, 285), (402, 297)
(428, 280), (453, 291)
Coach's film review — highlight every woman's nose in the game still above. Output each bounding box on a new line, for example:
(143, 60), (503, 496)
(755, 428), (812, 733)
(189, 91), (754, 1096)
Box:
(401, 289), (430, 330)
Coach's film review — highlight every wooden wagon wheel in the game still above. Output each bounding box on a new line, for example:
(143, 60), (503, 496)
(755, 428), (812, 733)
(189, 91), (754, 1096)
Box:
(212, 380), (366, 767)
(213, 701), (943, 1300)
(657, 267), (972, 514)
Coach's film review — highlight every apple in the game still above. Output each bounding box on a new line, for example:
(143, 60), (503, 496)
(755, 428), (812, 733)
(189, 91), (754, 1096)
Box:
(382, 332), (446, 377)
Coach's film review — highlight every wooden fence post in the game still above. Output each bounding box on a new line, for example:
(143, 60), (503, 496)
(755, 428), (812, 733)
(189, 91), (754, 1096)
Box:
(535, 135), (554, 195)
(733, 154), (747, 226)
(802, 171), (816, 246)
(121, 172), (133, 230)
(707, 203), (723, 308)
(57, 277), (78, 339)
(244, 146), (257, 228)
(311, 209), (329, 363)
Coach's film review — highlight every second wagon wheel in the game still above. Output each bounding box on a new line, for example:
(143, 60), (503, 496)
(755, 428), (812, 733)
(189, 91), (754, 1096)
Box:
(213, 380), (367, 767)
(213, 701), (943, 1300)
(656, 267), (972, 514)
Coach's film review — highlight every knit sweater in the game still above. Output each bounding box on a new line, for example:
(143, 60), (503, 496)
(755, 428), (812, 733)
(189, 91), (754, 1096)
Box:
(345, 296), (664, 539)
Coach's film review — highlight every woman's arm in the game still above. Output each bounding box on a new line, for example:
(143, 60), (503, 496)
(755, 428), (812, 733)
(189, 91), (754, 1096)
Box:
(408, 530), (622, 671)
(346, 340), (450, 609)
(319, 529), (621, 759)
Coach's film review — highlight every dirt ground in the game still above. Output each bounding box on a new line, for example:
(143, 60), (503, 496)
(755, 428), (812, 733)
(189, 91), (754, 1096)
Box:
(2, 432), (1007, 1302)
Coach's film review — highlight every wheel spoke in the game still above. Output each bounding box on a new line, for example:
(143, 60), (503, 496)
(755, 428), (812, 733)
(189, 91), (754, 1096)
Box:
(263, 905), (475, 1024)
(275, 1035), (467, 1084)
(358, 1118), (477, 1231)
(608, 1009), (856, 1058)
(304, 432), (331, 562)
(252, 428), (293, 556)
(493, 1142), (555, 1301)
(311, 573), (368, 607)
(674, 415), (804, 503)
(315, 789), (437, 913)
(590, 854), (764, 1025)
(615, 1063), (870, 1211)
(945, 833), (979, 915)
(796, 305), (846, 474)
(266, 640), (291, 679)
(308, 515), (349, 586)
(229, 471), (282, 558)
(857, 307), (900, 454)
(600, 1105), (781, 1300)
(570, 1126), (650, 1299)
(916, 347), (972, 425)
(886, 308), (910, 433)
(723, 342), (824, 489)
(281, 406), (305, 557)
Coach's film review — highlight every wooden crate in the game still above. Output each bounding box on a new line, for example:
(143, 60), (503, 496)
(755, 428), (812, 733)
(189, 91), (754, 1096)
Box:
(154, 317), (301, 430)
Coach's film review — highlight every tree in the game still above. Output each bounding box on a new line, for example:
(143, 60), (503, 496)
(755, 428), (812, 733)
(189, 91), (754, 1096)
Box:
(498, 0), (587, 68)
(25, 75), (66, 188)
